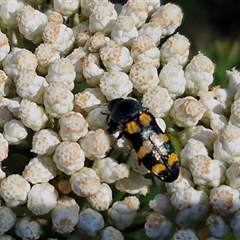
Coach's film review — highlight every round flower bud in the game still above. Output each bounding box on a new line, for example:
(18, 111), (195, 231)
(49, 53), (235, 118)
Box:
(160, 33), (190, 66)
(73, 21), (92, 47)
(142, 86), (173, 118)
(80, 129), (112, 160)
(99, 70), (133, 101)
(108, 196), (140, 230)
(226, 67), (240, 96)
(149, 194), (173, 215)
(210, 185), (240, 216)
(100, 226), (124, 240)
(120, 0), (148, 28)
(92, 157), (129, 184)
(27, 182), (58, 215)
(185, 52), (215, 96)
(59, 111), (88, 141)
(22, 155), (57, 184)
(0, 207), (16, 235)
(15, 217), (41, 240)
(151, 3), (183, 38)
(89, 2), (117, 34)
(31, 129), (61, 156)
(129, 62), (159, 94)
(18, 99), (48, 131)
(77, 208), (104, 237)
(53, 141), (85, 175)
(226, 162), (240, 190)
(87, 183), (112, 211)
(131, 34), (160, 68)
(0, 31), (10, 62)
(0, 133), (8, 161)
(42, 22), (74, 55)
(172, 229), (198, 240)
(44, 82), (74, 118)
(53, 0), (80, 16)
(0, 174), (30, 207)
(51, 196), (80, 233)
(170, 96), (205, 128)
(85, 31), (109, 53)
(70, 167), (101, 197)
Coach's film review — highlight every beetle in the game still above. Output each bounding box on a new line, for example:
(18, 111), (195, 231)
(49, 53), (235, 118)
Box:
(106, 98), (179, 182)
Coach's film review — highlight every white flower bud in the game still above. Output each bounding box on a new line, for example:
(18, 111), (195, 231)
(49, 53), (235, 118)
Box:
(59, 111), (88, 141)
(120, 0), (148, 28)
(189, 155), (226, 187)
(70, 167), (101, 197)
(44, 82), (74, 118)
(226, 162), (240, 190)
(73, 21), (92, 47)
(108, 196), (140, 230)
(15, 71), (48, 104)
(3, 48), (37, 78)
(206, 214), (230, 238)
(31, 129), (60, 156)
(0, 31), (10, 62)
(35, 43), (60, 75)
(151, 3), (183, 38)
(210, 185), (240, 215)
(149, 193), (173, 215)
(115, 171), (152, 196)
(15, 217), (41, 240)
(0, 0), (25, 28)
(111, 15), (138, 47)
(66, 47), (88, 82)
(74, 87), (106, 113)
(80, 0), (108, 18)
(230, 98), (240, 128)
(0, 70), (12, 97)
(18, 99), (48, 131)
(0, 133), (8, 161)
(0, 106), (14, 127)
(53, 0), (80, 16)
(100, 70), (133, 101)
(226, 67), (240, 95)
(180, 138), (208, 168)
(170, 96), (205, 127)
(81, 53), (104, 87)
(16, 5), (48, 44)
(27, 182), (58, 215)
(80, 129), (112, 160)
(172, 229), (199, 240)
(51, 196), (80, 233)
(213, 123), (240, 164)
(159, 62), (186, 98)
(0, 174), (30, 207)
(92, 157), (129, 183)
(142, 86), (173, 118)
(100, 40), (133, 72)
(42, 22), (74, 55)
(138, 17), (162, 46)
(100, 226), (124, 240)
(87, 183), (112, 211)
(160, 33), (190, 66)
(46, 58), (75, 90)
(230, 211), (240, 238)
(131, 34), (160, 68)
(53, 141), (85, 175)
(129, 62), (159, 94)
(77, 208), (104, 237)
(185, 52), (215, 96)
(0, 207), (16, 235)
(89, 2), (117, 34)
(22, 155), (57, 184)
(86, 106), (109, 130)
(145, 213), (173, 239)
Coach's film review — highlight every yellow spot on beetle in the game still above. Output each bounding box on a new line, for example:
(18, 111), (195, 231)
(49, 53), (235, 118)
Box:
(126, 121), (141, 134)
(137, 141), (152, 159)
(160, 133), (169, 142)
(168, 153), (178, 166)
(151, 163), (166, 175)
(139, 112), (151, 127)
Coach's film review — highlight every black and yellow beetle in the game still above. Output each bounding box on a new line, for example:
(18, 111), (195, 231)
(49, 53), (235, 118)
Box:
(106, 98), (179, 182)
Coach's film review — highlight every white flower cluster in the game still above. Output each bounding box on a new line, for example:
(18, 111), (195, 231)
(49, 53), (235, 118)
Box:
(0, 0), (238, 239)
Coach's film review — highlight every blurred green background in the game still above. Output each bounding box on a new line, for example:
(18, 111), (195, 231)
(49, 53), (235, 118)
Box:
(111, 0), (240, 87)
